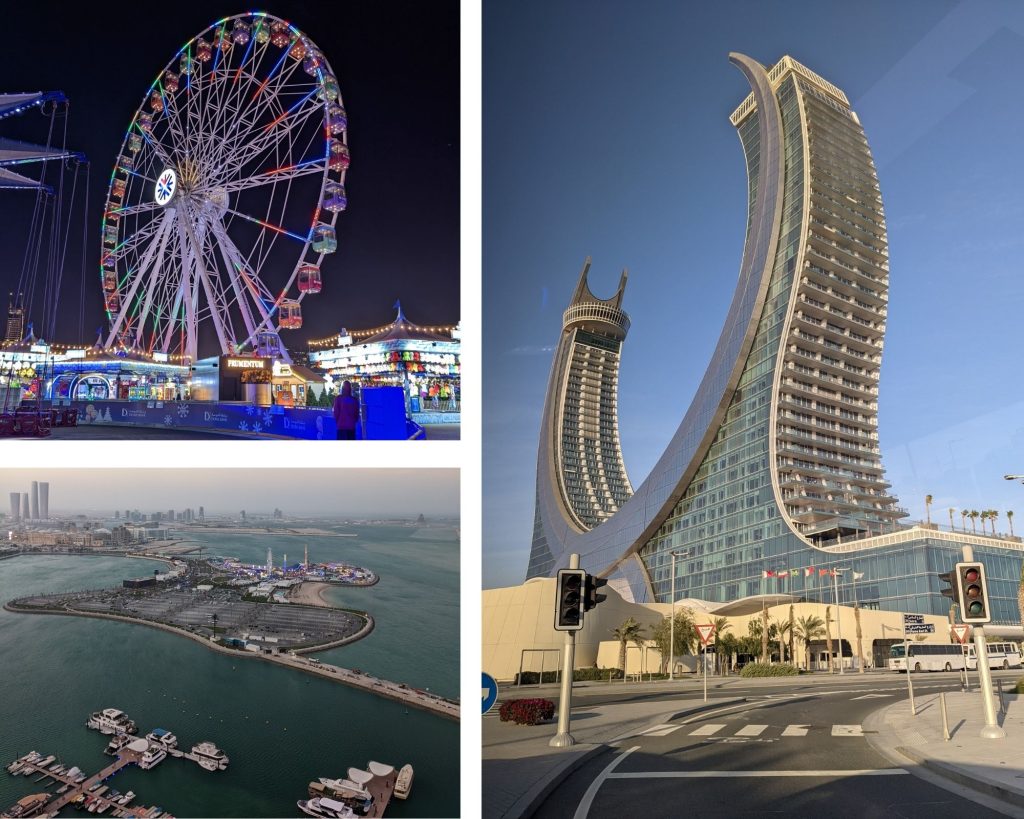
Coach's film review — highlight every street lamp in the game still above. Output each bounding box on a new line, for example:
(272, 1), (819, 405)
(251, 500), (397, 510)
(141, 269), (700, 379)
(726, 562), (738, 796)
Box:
(669, 549), (692, 681)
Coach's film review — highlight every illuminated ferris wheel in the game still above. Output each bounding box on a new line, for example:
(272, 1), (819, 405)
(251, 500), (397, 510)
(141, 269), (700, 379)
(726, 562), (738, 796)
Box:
(101, 12), (349, 361)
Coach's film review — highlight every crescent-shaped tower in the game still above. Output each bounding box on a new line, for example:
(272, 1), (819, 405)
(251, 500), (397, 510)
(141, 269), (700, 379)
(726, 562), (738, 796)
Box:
(525, 54), (1022, 622)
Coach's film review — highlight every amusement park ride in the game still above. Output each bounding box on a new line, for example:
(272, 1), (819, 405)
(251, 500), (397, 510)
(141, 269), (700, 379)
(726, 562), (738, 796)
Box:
(1, 12), (353, 438)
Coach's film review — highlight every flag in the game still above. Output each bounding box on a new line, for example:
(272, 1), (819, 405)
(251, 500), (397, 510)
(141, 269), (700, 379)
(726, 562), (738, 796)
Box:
(762, 570), (775, 578)
(819, 568), (835, 576)
(804, 567), (814, 577)
(853, 571), (865, 581)
(777, 570), (789, 578)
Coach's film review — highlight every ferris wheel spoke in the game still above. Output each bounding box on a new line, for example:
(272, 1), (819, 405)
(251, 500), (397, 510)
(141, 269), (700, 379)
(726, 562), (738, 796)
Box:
(178, 206), (231, 354)
(110, 200), (163, 219)
(105, 217), (165, 264)
(214, 105), (323, 187)
(132, 214), (179, 347)
(220, 204), (308, 242)
(211, 218), (276, 335)
(212, 159), (326, 197)
(105, 211), (175, 347)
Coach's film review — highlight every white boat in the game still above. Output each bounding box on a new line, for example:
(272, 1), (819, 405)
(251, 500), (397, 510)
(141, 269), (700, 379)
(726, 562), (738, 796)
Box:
(189, 742), (228, 771)
(144, 729), (178, 750)
(65, 767), (82, 780)
(48, 763), (64, 774)
(296, 798), (356, 818)
(105, 734), (132, 755)
(138, 747), (166, 770)
(118, 791), (135, 806)
(394, 764), (414, 800)
(34, 755), (55, 770)
(87, 709), (137, 736)
(316, 778), (370, 800)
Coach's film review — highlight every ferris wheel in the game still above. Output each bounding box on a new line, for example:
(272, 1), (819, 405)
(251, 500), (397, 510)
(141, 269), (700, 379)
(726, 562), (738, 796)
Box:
(101, 12), (349, 361)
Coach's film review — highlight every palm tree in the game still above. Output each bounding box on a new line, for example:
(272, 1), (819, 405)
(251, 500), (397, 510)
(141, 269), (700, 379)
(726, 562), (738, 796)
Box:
(948, 507), (955, 532)
(925, 494), (933, 525)
(794, 615), (825, 670)
(761, 606), (770, 663)
(788, 604), (796, 668)
(774, 618), (792, 664)
(854, 603), (864, 673)
(612, 618), (645, 673)
(1009, 510), (1015, 538)
(961, 510), (968, 532)
(969, 510), (979, 534)
(980, 510), (989, 535)
(991, 510), (1000, 536)
(711, 617), (731, 674)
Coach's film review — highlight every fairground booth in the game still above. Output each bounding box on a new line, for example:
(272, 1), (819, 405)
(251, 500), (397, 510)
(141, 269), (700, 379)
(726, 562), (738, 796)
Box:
(307, 302), (460, 420)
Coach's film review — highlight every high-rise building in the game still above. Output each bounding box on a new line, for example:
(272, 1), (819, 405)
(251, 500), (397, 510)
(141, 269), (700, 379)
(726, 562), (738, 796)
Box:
(199, 506), (204, 521)
(115, 511), (120, 519)
(38, 482), (48, 520)
(30, 482), (39, 520)
(241, 510), (246, 523)
(168, 509), (174, 523)
(9, 493), (20, 523)
(4, 300), (24, 344)
(527, 53), (1024, 622)
(20, 493), (29, 521)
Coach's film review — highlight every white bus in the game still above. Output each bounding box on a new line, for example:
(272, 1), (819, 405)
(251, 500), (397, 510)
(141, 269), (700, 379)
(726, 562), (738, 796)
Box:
(966, 642), (1022, 670)
(888, 643), (966, 672)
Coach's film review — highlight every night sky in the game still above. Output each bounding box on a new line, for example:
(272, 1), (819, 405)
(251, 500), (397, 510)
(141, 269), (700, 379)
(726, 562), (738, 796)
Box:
(0, 1), (458, 348)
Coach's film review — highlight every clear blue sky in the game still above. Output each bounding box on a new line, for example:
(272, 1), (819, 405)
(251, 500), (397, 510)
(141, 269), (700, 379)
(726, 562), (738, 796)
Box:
(483, 1), (1024, 588)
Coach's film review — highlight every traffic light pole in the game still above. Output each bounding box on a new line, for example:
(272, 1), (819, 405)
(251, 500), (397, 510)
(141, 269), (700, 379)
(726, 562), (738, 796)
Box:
(551, 553), (580, 748)
(962, 545), (1004, 739)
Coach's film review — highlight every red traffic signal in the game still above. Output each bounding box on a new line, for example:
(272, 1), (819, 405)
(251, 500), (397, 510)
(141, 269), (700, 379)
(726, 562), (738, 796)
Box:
(955, 562), (990, 624)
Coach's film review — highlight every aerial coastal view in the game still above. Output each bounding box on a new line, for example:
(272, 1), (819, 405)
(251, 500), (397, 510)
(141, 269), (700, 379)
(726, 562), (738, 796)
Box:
(0, 469), (460, 817)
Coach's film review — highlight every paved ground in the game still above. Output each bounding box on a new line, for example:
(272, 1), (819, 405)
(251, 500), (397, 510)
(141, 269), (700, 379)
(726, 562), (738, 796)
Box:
(484, 669), (1024, 818)
(34, 422), (461, 440)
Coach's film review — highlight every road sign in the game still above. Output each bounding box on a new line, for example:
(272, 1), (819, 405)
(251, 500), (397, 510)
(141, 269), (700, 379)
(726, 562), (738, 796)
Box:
(904, 624), (934, 634)
(696, 624), (716, 645)
(951, 624), (970, 644)
(902, 614), (924, 625)
(482, 672), (498, 715)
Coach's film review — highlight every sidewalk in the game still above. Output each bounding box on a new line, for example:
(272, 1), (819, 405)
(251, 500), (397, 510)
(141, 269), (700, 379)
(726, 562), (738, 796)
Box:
(482, 692), (742, 819)
(866, 686), (1024, 813)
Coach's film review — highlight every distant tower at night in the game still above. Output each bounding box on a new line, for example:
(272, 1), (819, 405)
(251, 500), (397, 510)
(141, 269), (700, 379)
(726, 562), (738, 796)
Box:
(5, 298), (24, 344)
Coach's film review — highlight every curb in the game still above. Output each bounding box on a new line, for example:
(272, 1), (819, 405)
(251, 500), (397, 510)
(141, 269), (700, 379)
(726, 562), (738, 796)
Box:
(894, 745), (1024, 812)
(489, 697), (746, 819)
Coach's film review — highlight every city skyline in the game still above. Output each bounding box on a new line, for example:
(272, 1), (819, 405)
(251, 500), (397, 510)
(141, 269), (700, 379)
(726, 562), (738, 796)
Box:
(0, 469), (459, 518)
(484, 1), (1024, 588)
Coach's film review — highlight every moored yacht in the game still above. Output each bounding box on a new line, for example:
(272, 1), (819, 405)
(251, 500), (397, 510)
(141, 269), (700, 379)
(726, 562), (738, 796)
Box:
(189, 742), (228, 771)
(105, 735), (132, 756)
(87, 709), (137, 736)
(144, 729), (178, 751)
(5, 793), (49, 818)
(394, 764), (414, 800)
(296, 797), (356, 818)
(138, 746), (166, 770)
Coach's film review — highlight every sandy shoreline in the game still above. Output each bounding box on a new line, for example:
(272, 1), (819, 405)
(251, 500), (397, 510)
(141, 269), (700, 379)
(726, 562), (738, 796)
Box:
(287, 581), (335, 607)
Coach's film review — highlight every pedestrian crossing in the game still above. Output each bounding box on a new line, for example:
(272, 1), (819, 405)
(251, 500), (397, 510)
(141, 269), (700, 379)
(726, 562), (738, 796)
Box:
(636, 722), (864, 740)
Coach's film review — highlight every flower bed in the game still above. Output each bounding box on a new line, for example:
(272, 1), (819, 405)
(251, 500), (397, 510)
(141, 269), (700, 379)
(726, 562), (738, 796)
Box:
(498, 698), (555, 725)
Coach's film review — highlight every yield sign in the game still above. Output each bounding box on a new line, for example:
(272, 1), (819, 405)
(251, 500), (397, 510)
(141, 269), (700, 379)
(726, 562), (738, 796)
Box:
(951, 624), (971, 644)
(696, 624), (716, 645)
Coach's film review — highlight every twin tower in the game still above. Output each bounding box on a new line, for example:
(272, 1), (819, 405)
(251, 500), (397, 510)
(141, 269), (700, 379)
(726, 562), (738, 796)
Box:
(10, 481), (49, 522)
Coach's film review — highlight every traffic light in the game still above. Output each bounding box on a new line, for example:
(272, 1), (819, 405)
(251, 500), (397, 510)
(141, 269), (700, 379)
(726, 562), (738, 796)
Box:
(555, 569), (586, 631)
(584, 574), (608, 612)
(938, 570), (960, 607)
(955, 562), (991, 624)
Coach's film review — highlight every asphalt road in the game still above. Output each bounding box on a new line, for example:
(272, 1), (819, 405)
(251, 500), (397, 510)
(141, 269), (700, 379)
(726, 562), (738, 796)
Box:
(534, 670), (1020, 818)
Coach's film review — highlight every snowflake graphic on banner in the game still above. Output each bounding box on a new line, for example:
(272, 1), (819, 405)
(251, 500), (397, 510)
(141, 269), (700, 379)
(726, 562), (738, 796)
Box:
(164, 415), (173, 426)
(239, 420), (249, 432)
(252, 422), (262, 434)
(177, 404), (190, 418)
(246, 405), (256, 416)
(261, 410), (274, 427)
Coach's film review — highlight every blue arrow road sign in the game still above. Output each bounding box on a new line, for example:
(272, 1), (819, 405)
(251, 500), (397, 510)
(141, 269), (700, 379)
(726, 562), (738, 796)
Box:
(482, 672), (498, 714)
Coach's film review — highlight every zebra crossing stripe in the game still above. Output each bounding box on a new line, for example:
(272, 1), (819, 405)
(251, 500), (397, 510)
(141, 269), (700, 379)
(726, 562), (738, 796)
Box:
(831, 725), (864, 736)
(781, 725), (809, 736)
(690, 723), (726, 736)
(734, 724), (768, 736)
(641, 724), (681, 737)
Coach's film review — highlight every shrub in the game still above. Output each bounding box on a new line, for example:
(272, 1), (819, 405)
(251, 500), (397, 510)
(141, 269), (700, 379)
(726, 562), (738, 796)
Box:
(498, 698), (555, 725)
(740, 662), (799, 678)
(514, 671), (559, 686)
(1015, 677), (1024, 694)
(575, 667), (623, 682)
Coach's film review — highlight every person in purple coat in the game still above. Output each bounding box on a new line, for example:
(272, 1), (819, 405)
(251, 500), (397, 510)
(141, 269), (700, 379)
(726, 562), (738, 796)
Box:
(332, 381), (359, 440)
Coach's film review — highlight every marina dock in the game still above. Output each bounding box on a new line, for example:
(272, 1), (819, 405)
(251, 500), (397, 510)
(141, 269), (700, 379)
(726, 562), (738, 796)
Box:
(4, 749), (162, 817)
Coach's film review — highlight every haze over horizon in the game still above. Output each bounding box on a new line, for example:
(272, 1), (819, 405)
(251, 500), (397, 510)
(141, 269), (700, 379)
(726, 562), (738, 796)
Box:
(0, 469), (459, 519)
